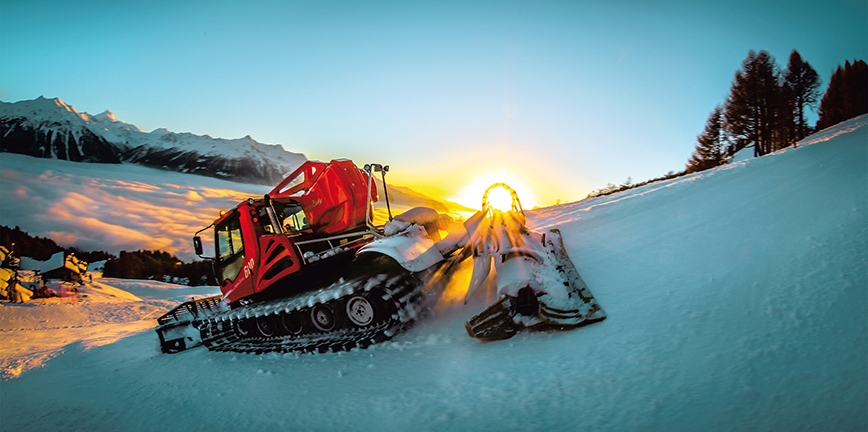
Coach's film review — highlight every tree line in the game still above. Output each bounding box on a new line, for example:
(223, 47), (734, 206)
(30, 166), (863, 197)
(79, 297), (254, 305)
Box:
(1, 225), (113, 263)
(586, 171), (682, 199)
(687, 50), (867, 173)
(1, 225), (216, 286)
(586, 51), (865, 199)
(102, 250), (216, 286)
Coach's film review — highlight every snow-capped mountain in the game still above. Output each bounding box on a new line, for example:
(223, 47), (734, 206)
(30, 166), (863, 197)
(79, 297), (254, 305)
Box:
(0, 97), (128, 163)
(0, 97), (306, 185)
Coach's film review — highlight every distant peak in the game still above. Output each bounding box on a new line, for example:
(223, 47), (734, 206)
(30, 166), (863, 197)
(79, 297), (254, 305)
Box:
(93, 110), (117, 122)
(3, 96), (88, 122)
(40, 96), (80, 116)
(33, 95), (66, 108)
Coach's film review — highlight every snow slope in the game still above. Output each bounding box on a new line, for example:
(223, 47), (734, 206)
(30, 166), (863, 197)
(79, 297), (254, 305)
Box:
(0, 116), (865, 431)
(0, 279), (218, 381)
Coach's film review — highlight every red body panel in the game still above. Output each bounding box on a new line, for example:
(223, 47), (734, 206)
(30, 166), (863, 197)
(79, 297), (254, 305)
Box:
(215, 159), (377, 305)
(270, 159), (376, 235)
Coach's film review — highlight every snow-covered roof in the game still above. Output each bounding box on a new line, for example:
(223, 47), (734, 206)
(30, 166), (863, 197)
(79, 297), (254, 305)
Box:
(18, 251), (65, 272)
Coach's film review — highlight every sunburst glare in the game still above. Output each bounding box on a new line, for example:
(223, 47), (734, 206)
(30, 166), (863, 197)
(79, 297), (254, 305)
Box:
(485, 185), (516, 212)
(450, 171), (538, 212)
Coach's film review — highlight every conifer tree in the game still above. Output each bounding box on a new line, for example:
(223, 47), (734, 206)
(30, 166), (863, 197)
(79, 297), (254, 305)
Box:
(783, 50), (821, 141)
(687, 106), (727, 173)
(817, 63), (846, 129)
(724, 50), (784, 157)
(817, 59), (868, 130)
(848, 60), (868, 118)
(777, 80), (796, 148)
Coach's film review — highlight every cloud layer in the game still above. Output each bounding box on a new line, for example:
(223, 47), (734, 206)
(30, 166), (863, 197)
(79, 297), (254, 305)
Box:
(0, 154), (474, 262)
(0, 154), (269, 261)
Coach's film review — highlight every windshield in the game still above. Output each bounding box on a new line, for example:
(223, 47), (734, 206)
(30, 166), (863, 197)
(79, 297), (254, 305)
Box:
(216, 215), (244, 260)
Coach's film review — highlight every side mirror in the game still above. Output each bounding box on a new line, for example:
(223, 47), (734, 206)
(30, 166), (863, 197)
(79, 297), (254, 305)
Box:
(193, 236), (204, 256)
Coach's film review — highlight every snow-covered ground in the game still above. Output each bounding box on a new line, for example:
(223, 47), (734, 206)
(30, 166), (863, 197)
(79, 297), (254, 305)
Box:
(1, 116), (865, 431)
(0, 279), (218, 381)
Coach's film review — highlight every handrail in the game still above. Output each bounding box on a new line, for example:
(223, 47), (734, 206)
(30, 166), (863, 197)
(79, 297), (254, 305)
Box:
(293, 229), (381, 265)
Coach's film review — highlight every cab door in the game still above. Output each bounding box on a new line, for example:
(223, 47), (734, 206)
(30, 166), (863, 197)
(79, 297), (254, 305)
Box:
(215, 212), (256, 304)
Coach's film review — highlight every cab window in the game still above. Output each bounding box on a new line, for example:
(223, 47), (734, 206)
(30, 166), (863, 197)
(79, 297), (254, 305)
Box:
(216, 215), (244, 260)
(275, 202), (310, 233)
(277, 171), (306, 196)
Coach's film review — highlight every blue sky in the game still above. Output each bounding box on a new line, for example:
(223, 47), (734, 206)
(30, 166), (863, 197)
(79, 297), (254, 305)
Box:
(2, 0), (865, 207)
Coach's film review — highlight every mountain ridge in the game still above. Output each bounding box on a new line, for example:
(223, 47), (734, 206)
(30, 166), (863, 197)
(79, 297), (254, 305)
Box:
(0, 96), (306, 185)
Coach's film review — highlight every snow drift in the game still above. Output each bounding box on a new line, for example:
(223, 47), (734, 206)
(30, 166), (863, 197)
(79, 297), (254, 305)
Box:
(0, 116), (865, 431)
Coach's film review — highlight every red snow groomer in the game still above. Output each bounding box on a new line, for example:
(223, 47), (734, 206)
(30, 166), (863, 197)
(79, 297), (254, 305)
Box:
(156, 159), (605, 354)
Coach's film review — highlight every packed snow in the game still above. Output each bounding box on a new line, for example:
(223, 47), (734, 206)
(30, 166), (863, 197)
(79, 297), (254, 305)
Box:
(0, 278), (218, 381)
(0, 116), (865, 431)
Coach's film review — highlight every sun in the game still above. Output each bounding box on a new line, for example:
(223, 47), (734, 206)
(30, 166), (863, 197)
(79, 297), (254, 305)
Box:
(450, 171), (538, 212)
(484, 185), (516, 212)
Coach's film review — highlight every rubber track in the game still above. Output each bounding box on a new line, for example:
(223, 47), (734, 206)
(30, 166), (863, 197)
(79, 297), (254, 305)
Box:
(197, 269), (427, 355)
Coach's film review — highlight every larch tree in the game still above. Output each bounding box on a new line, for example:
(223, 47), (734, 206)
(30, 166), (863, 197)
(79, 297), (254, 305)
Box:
(816, 59), (868, 130)
(724, 50), (784, 157)
(686, 105), (727, 173)
(783, 50), (822, 141)
(816, 63), (847, 130)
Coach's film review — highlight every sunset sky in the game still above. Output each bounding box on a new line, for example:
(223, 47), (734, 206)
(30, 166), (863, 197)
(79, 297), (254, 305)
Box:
(2, 1), (865, 208)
